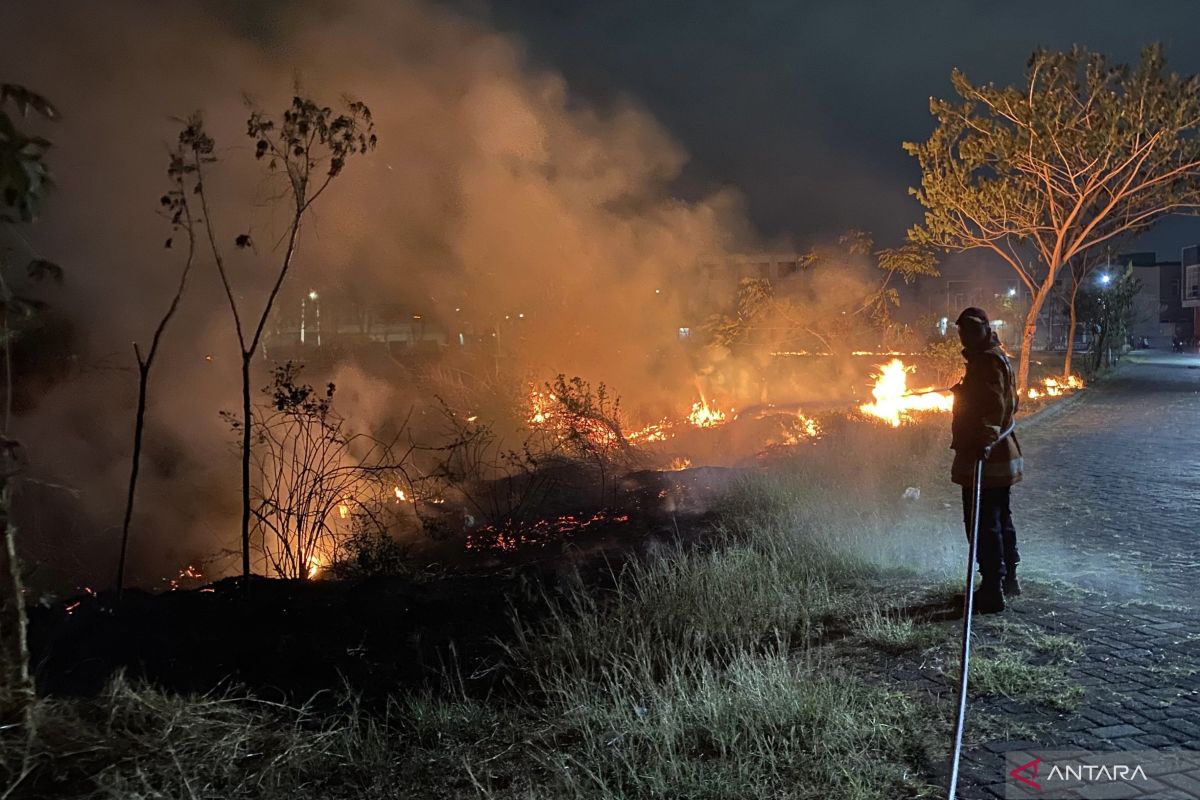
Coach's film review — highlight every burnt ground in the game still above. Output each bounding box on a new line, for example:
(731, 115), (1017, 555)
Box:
(24, 409), (875, 703)
(27, 467), (739, 702)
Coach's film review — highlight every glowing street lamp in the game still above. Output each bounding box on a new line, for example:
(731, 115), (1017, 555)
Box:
(301, 289), (321, 345)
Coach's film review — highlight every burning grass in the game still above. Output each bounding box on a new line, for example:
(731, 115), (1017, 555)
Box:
(859, 358), (954, 427)
(11, 421), (964, 799)
(8, 344), (1095, 798)
(1026, 373), (1084, 400)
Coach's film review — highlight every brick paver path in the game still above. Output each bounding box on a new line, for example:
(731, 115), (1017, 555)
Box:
(957, 353), (1200, 798)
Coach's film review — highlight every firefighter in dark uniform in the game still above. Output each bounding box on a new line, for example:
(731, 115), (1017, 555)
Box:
(950, 307), (1023, 614)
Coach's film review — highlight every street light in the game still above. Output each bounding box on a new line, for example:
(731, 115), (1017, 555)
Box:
(1098, 273), (1112, 286)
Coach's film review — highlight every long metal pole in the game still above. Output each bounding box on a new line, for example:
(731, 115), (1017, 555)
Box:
(946, 457), (983, 800)
(946, 421), (1015, 800)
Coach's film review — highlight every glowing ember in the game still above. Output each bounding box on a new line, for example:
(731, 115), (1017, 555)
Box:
(687, 398), (727, 428)
(859, 359), (954, 427)
(785, 412), (821, 442)
(165, 564), (205, 591)
(528, 388), (556, 425)
(628, 421), (671, 443)
(850, 350), (920, 356)
(466, 510), (632, 552)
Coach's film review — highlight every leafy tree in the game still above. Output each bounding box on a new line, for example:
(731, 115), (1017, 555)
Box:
(180, 96), (376, 589)
(923, 338), (965, 387)
(0, 83), (59, 732)
(0, 85), (57, 224)
(705, 277), (773, 349)
(1059, 248), (1120, 376)
(906, 45), (1200, 391)
(1077, 264), (1141, 373)
(706, 231), (938, 355)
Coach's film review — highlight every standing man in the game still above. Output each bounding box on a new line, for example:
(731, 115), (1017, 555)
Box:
(950, 307), (1023, 614)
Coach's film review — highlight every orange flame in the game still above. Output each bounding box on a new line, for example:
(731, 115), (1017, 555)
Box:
(1027, 374), (1084, 400)
(860, 359), (953, 427)
(687, 398), (727, 428)
(628, 421), (671, 442)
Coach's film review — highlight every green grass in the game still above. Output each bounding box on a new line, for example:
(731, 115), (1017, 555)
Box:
(965, 650), (1084, 712)
(4, 428), (970, 799)
(853, 607), (952, 655)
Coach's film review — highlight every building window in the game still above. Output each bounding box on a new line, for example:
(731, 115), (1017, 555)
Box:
(1186, 264), (1200, 305)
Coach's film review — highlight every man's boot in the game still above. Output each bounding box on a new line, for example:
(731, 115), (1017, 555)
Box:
(972, 578), (1005, 614)
(1003, 564), (1021, 598)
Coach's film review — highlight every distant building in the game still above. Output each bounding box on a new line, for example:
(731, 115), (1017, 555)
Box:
(1121, 252), (1188, 347)
(680, 252), (806, 329)
(267, 287), (449, 359)
(931, 278), (1026, 348)
(690, 252), (803, 290)
(1182, 246), (1200, 338)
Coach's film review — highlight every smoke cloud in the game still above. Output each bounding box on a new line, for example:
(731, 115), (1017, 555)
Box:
(2, 0), (768, 587)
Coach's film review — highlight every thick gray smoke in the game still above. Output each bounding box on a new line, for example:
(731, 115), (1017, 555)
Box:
(2, 0), (763, 587)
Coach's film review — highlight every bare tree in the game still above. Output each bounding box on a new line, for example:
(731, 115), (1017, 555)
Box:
(906, 45), (1200, 391)
(183, 96), (376, 588)
(114, 132), (199, 598)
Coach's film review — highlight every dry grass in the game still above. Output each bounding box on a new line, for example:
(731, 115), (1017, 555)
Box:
(4, 421), (974, 799)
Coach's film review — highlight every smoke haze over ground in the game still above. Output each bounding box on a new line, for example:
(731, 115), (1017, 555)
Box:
(2, 0), (926, 588)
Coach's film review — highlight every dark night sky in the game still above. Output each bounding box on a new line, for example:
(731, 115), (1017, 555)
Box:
(453, 0), (1200, 257)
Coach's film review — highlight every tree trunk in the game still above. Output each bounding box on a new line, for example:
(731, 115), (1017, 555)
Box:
(240, 354), (252, 592)
(0, 313), (32, 731)
(1017, 303), (1038, 395)
(116, 363), (150, 598)
(1, 477), (34, 730)
(1063, 284), (1080, 377)
(3, 313), (12, 434)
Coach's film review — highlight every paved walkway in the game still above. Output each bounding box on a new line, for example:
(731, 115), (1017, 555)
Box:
(958, 353), (1200, 798)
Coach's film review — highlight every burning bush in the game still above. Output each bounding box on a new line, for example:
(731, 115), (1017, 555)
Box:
(229, 363), (413, 580)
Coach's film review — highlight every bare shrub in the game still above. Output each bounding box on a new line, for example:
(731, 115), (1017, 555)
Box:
(227, 362), (412, 580)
